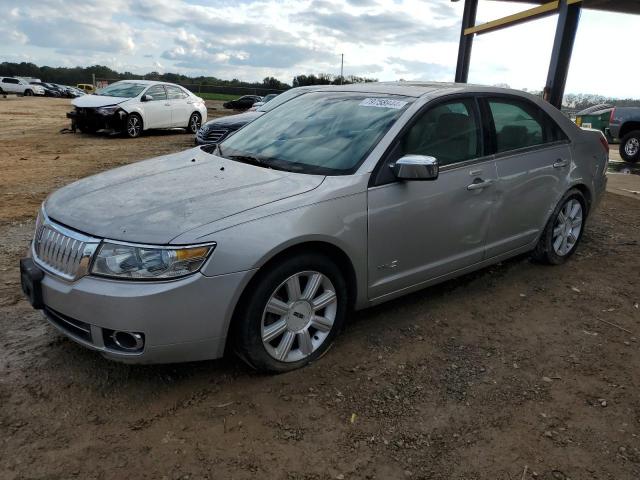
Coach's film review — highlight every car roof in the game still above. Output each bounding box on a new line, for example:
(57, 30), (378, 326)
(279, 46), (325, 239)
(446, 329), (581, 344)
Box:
(116, 79), (186, 89)
(301, 81), (539, 100)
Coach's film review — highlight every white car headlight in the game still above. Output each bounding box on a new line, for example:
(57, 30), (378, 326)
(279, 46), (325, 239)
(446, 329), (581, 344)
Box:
(96, 105), (120, 115)
(91, 241), (215, 280)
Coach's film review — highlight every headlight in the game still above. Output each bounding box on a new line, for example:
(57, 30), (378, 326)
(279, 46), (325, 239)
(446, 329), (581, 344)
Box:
(91, 242), (215, 280)
(96, 105), (120, 115)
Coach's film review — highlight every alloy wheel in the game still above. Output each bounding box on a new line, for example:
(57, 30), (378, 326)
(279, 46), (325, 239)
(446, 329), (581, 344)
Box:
(552, 198), (583, 256)
(127, 116), (141, 137)
(189, 114), (201, 133)
(624, 137), (639, 157)
(261, 271), (338, 363)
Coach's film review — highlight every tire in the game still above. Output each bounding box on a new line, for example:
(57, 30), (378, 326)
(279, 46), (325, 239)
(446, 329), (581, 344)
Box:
(23, 89), (33, 96)
(619, 130), (640, 163)
(187, 112), (201, 134)
(124, 113), (143, 138)
(532, 188), (587, 265)
(233, 253), (348, 373)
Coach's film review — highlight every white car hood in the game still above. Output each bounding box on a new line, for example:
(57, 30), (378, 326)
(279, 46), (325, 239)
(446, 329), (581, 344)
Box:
(72, 95), (131, 108)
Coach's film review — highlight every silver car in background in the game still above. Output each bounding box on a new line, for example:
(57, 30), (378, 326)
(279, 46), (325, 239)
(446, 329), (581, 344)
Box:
(20, 82), (608, 372)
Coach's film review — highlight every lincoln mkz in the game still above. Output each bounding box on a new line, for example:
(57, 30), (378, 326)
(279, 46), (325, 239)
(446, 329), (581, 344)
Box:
(20, 82), (608, 372)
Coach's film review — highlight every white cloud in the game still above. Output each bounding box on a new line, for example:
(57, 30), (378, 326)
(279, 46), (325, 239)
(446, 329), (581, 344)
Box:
(0, 0), (637, 98)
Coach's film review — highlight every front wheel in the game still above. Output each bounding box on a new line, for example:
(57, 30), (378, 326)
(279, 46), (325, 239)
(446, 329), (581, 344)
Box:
(23, 89), (33, 96)
(187, 112), (201, 134)
(233, 253), (348, 373)
(620, 130), (640, 163)
(124, 113), (142, 138)
(532, 189), (586, 265)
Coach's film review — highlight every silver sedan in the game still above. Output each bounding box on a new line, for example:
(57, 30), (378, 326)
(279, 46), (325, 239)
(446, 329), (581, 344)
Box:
(20, 82), (608, 372)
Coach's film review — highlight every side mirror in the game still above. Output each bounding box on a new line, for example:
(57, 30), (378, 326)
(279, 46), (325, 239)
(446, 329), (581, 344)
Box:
(391, 155), (439, 181)
(141, 94), (153, 102)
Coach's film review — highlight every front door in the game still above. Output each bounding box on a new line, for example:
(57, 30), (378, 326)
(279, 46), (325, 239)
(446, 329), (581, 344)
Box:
(141, 85), (171, 129)
(367, 97), (497, 300)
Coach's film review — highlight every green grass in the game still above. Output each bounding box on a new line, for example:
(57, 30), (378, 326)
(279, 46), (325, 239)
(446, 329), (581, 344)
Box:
(198, 92), (240, 101)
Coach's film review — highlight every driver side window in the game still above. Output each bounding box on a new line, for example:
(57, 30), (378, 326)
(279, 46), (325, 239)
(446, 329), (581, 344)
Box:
(145, 85), (167, 101)
(401, 99), (481, 167)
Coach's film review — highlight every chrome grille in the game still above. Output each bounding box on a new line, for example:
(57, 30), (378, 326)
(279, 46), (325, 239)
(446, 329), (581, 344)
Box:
(204, 129), (229, 143)
(32, 214), (100, 281)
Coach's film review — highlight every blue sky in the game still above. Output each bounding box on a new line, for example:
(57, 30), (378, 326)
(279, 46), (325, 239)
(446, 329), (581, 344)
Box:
(0, 0), (637, 98)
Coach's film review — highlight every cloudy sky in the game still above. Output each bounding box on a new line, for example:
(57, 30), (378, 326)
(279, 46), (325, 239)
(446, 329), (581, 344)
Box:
(1, 0), (638, 98)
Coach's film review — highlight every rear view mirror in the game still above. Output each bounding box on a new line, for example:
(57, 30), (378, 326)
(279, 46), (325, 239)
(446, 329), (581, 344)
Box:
(391, 155), (439, 181)
(141, 94), (153, 102)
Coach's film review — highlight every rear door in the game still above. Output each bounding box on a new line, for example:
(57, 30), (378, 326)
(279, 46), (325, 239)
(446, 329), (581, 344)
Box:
(1, 78), (21, 94)
(481, 96), (571, 257)
(141, 85), (171, 128)
(367, 97), (497, 300)
(165, 85), (191, 127)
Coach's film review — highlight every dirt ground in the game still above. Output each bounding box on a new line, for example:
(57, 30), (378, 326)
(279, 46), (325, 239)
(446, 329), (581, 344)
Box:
(1, 97), (639, 480)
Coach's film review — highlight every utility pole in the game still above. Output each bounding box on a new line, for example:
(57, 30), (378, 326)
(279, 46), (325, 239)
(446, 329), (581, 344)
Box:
(340, 54), (344, 85)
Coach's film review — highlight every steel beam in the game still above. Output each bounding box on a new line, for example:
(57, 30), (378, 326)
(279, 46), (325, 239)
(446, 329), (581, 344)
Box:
(455, 0), (478, 83)
(545, 0), (582, 108)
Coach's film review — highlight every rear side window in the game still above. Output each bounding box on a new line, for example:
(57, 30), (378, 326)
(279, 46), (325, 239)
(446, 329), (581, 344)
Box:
(166, 85), (188, 99)
(489, 100), (544, 153)
(2, 78), (19, 84)
(401, 99), (481, 166)
(488, 98), (567, 153)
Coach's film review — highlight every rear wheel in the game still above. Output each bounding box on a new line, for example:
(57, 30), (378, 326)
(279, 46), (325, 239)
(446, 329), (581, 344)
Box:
(532, 188), (586, 265)
(620, 130), (640, 163)
(187, 112), (201, 134)
(124, 113), (142, 138)
(233, 253), (348, 373)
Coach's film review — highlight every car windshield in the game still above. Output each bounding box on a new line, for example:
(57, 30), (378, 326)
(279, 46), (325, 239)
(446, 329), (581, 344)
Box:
(257, 88), (307, 113)
(216, 92), (412, 175)
(96, 82), (147, 98)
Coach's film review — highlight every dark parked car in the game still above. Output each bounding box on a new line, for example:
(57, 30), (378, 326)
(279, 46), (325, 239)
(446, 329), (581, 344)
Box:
(31, 82), (61, 97)
(223, 95), (262, 110)
(196, 88), (311, 145)
(608, 107), (640, 163)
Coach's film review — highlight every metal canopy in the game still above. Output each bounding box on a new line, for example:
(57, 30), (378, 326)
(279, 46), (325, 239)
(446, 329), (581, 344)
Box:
(490, 0), (640, 15)
(453, 0), (637, 109)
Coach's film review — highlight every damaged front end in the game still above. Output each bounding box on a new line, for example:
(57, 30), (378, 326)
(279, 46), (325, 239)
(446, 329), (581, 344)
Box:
(67, 105), (127, 134)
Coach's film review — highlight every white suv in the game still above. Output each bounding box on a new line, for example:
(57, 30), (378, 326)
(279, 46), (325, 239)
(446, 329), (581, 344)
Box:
(0, 77), (45, 96)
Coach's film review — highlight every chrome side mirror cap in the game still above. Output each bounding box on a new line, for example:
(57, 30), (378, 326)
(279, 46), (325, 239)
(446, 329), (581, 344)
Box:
(141, 94), (153, 102)
(391, 155), (439, 181)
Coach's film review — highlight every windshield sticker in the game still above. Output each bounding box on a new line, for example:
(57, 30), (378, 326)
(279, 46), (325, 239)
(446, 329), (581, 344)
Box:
(359, 98), (408, 109)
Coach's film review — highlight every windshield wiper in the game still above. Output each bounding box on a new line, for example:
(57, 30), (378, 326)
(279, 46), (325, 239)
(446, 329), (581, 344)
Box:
(228, 155), (271, 169)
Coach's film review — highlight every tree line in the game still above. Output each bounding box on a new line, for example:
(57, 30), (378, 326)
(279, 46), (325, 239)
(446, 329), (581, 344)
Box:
(0, 62), (377, 91)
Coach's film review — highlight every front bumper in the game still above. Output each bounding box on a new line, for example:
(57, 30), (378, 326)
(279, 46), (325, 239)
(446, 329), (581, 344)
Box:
(67, 107), (127, 133)
(34, 266), (254, 364)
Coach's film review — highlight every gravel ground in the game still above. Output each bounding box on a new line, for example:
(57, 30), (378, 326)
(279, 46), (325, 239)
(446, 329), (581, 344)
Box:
(1, 97), (639, 480)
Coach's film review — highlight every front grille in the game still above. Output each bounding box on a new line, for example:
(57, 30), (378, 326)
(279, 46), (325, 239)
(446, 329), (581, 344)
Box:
(204, 129), (229, 143)
(45, 307), (92, 343)
(33, 215), (100, 281)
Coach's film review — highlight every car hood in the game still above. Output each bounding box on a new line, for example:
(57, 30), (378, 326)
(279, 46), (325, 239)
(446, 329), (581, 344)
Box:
(44, 147), (325, 244)
(202, 111), (263, 129)
(72, 95), (131, 108)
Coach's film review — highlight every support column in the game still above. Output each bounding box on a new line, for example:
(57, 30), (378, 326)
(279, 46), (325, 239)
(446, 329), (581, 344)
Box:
(545, 0), (581, 109)
(454, 0), (478, 83)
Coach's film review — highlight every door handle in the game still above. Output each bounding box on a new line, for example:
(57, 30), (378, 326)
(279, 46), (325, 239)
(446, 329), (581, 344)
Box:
(467, 179), (493, 191)
(553, 159), (569, 168)
(164, 103), (171, 106)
